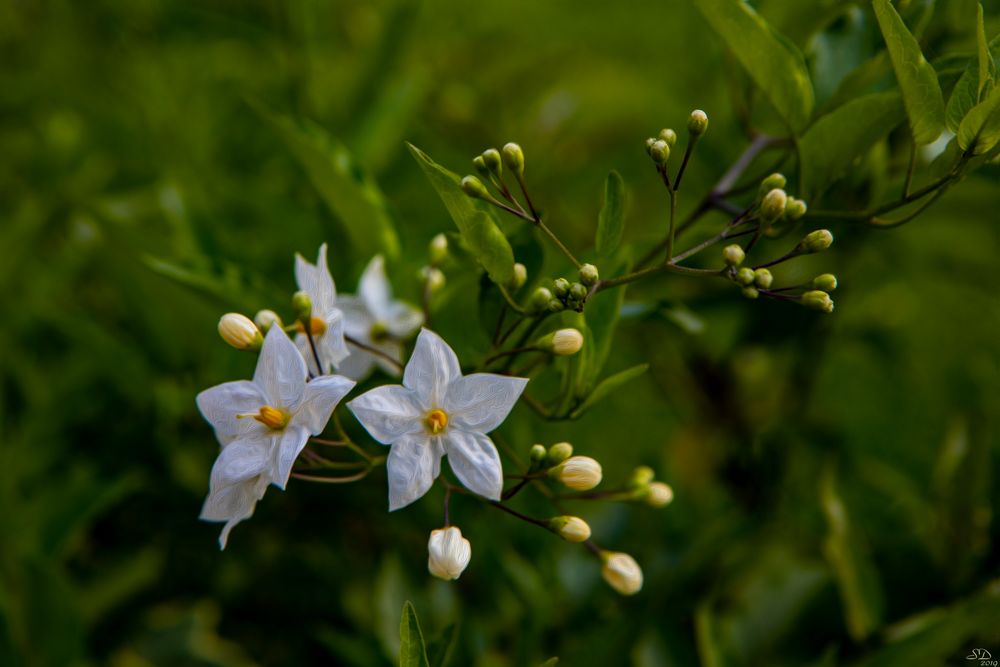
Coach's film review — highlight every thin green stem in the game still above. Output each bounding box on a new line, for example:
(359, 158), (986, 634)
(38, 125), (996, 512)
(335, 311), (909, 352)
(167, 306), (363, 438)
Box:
(537, 220), (582, 268)
(496, 284), (527, 314)
(344, 335), (404, 374)
(903, 140), (917, 198)
(482, 346), (542, 367)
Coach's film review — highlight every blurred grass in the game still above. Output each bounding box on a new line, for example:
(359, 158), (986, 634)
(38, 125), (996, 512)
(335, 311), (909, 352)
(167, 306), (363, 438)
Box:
(0, 0), (998, 665)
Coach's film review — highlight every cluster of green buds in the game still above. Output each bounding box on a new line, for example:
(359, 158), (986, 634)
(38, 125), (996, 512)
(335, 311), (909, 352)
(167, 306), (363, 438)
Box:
(461, 142), (529, 210)
(626, 466), (675, 508)
(539, 263), (600, 313)
(722, 243), (777, 301)
(420, 233), (449, 293)
(527, 442), (603, 490)
(754, 173), (808, 231)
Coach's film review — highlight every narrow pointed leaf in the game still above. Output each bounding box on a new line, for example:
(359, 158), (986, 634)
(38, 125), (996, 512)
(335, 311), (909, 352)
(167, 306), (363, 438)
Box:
(595, 170), (625, 258)
(695, 0), (814, 133)
(976, 4), (993, 99)
(945, 24), (998, 133)
(957, 85), (1000, 154)
(873, 0), (945, 145)
(399, 601), (430, 667)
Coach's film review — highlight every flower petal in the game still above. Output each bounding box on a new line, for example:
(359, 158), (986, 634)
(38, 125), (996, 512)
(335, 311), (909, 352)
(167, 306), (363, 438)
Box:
(444, 373), (528, 433)
(271, 424), (311, 490)
(200, 474), (269, 549)
(336, 346), (378, 381)
(358, 255), (391, 315)
(386, 433), (442, 511)
(295, 374), (356, 435)
(383, 301), (424, 339)
(295, 243), (336, 314)
(254, 326), (307, 408)
(338, 295), (374, 339)
(319, 308), (350, 366)
(209, 437), (272, 488)
(403, 328), (461, 408)
(196, 380), (268, 446)
(442, 430), (503, 501)
(347, 384), (423, 444)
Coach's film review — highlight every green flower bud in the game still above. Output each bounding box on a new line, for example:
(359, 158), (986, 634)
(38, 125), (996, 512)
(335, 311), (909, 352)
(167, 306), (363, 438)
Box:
(760, 188), (788, 222)
(687, 109), (708, 136)
(530, 287), (553, 312)
(481, 148), (503, 176)
(507, 262), (527, 291)
(658, 128), (678, 146)
(461, 175), (490, 200)
(753, 268), (773, 289)
(579, 263), (599, 286)
(645, 137), (657, 154)
(420, 266), (446, 292)
(785, 197), (808, 221)
(549, 516), (591, 542)
(547, 299), (565, 313)
(569, 282), (588, 301)
(502, 142), (524, 177)
(628, 466), (655, 487)
(760, 172), (787, 192)
(736, 267), (756, 286)
(650, 139), (670, 164)
(723, 244), (745, 267)
(292, 290), (313, 323)
(812, 273), (838, 291)
(741, 286), (760, 300)
(253, 309), (282, 334)
(529, 444), (547, 464)
(546, 442), (574, 466)
(801, 290), (834, 313)
(552, 277), (570, 297)
(429, 233), (448, 265)
(799, 229), (834, 253)
(219, 313), (263, 351)
(472, 155), (490, 179)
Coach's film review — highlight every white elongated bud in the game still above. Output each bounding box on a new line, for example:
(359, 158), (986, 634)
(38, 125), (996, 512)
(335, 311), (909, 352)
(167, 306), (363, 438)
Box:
(427, 526), (472, 581)
(537, 328), (584, 356)
(645, 482), (674, 508)
(760, 188), (788, 222)
(549, 516), (592, 542)
(218, 313), (263, 351)
(601, 551), (643, 595)
(253, 309), (283, 334)
(799, 229), (834, 253)
(550, 456), (602, 490)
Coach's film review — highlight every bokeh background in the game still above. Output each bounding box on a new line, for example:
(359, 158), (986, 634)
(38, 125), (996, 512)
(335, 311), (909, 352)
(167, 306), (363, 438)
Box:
(2, 0), (999, 665)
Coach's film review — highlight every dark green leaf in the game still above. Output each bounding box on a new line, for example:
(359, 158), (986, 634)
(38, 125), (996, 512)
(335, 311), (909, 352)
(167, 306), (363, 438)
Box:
(570, 364), (649, 419)
(799, 91), (905, 197)
(426, 623), (459, 667)
(873, 0), (946, 145)
(945, 20), (998, 133)
(957, 84), (1000, 153)
(399, 601), (430, 667)
(977, 4), (993, 98)
(595, 171), (625, 258)
(407, 143), (515, 285)
(695, 0), (814, 133)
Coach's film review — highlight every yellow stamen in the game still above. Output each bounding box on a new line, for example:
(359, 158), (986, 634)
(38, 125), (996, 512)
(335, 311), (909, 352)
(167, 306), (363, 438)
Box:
(253, 405), (290, 430)
(296, 316), (327, 336)
(425, 409), (449, 434)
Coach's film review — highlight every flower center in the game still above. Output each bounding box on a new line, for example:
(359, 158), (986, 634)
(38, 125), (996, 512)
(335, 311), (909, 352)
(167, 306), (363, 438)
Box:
(296, 316), (327, 336)
(424, 409), (449, 434)
(370, 321), (389, 342)
(250, 405), (290, 430)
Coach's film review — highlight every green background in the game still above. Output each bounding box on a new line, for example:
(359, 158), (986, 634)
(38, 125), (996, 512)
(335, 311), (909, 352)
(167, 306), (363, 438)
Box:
(1, 0), (998, 665)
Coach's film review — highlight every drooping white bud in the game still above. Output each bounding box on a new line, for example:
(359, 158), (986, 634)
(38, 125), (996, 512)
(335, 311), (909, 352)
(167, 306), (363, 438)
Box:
(218, 313), (263, 351)
(427, 526), (472, 581)
(601, 551), (643, 595)
(549, 516), (592, 542)
(645, 482), (674, 508)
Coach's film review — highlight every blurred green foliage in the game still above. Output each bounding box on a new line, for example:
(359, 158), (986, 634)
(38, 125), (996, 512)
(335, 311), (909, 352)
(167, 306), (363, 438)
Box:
(1, 0), (999, 665)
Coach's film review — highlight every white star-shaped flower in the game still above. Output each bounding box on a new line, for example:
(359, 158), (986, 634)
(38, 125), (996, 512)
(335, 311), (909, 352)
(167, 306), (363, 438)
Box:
(338, 255), (423, 380)
(196, 326), (355, 548)
(348, 329), (527, 510)
(295, 243), (350, 373)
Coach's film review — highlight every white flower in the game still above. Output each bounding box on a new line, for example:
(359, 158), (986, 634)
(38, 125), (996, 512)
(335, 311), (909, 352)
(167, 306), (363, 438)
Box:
(295, 243), (350, 373)
(338, 255), (423, 380)
(601, 551), (643, 595)
(196, 326), (355, 548)
(427, 526), (472, 580)
(347, 328), (527, 510)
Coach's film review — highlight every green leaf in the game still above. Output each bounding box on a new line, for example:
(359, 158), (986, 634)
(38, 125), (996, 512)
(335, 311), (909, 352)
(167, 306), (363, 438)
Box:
(426, 623), (459, 667)
(254, 104), (401, 261)
(407, 143), (515, 285)
(872, 0), (946, 145)
(945, 18), (998, 133)
(695, 0), (814, 133)
(570, 363), (648, 419)
(820, 463), (884, 641)
(595, 171), (625, 258)
(799, 91), (905, 197)
(957, 85), (1000, 154)
(976, 4), (993, 99)
(399, 601), (430, 667)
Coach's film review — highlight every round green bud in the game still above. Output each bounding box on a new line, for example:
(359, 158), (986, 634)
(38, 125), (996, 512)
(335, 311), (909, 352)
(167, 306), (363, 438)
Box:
(723, 244), (746, 267)
(760, 188), (788, 222)
(650, 139), (670, 164)
(507, 262), (527, 291)
(549, 516), (591, 542)
(420, 266), (446, 292)
(547, 442), (574, 466)
(429, 233), (448, 265)
(687, 109), (708, 136)
(658, 128), (678, 146)
(529, 443), (547, 464)
(761, 172), (787, 192)
(253, 309), (282, 334)
(472, 155), (490, 178)
(481, 148), (503, 176)
(461, 175), (490, 200)
(736, 267), (756, 286)
(799, 229), (834, 253)
(292, 290), (313, 322)
(801, 290), (834, 313)
(552, 277), (570, 297)
(645, 137), (657, 154)
(547, 298), (566, 313)
(569, 282), (588, 301)
(785, 197), (807, 221)
(812, 273), (838, 292)
(530, 287), (553, 312)
(502, 142), (524, 177)
(741, 286), (760, 300)
(629, 465), (655, 487)
(579, 263), (599, 286)
(753, 268), (773, 289)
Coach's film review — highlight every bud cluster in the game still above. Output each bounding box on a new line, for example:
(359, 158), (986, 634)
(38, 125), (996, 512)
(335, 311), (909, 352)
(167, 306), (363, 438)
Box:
(626, 465), (674, 508)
